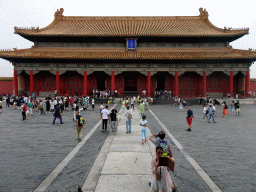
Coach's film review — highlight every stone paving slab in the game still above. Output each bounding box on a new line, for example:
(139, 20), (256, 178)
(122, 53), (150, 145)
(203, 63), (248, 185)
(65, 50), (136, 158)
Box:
(94, 175), (151, 192)
(101, 152), (152, 175)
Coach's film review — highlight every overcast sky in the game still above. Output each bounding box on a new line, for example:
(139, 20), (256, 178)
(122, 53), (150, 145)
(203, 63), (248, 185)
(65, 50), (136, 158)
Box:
(1, 0), (256, 77)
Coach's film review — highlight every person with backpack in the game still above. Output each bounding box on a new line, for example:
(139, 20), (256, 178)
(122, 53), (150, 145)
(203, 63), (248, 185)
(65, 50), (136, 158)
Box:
(140, 115), (149, 145)
(21, 102), (27, 121)
(110, 109), (118, 134)
(76, 111), (86, 142)
(149, 131), (172, 157)
(125, 106), (132, 134)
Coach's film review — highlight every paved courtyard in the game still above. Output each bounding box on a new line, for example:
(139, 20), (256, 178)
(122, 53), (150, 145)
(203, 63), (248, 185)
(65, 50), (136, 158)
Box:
(0, 102), (256, 191)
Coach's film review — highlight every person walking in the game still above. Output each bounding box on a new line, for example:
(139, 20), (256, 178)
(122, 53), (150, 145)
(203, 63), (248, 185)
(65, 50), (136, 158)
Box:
(28, 101), (33, 116)
(53, 104), (63, 124)
(21, 102), (27, 121)
(46, 99), (50, 113)
(139, 101), (145, 117)
(50, 99), (55, 113)
(91, 97), (95, 111)
(76, 111), (85, 142)
(230, 101), (234, 116)
(6, 96), (10, 107)
(222, 101), (228, 118)
(100, 105), (110, 132)
(122, 99), (126, 113)
(140, 115), (149, 145)
(234, 101), (240, 115)
(201, 104), (208, 121)
(124, 106), (132, 134)
(100, 102), (104, 118)
(38, 100), (45, 115)
(26, 103), (30, 120)
(208, 105), (216, 123)
(125, 106), (132, 134)
(110, 109), (118, 134)
(186, 106), (193, 132)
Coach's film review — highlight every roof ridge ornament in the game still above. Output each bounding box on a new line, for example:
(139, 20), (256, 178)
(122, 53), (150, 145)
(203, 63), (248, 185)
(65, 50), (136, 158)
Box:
(55, 8), (64, 20)
(199, 7), (208, 20)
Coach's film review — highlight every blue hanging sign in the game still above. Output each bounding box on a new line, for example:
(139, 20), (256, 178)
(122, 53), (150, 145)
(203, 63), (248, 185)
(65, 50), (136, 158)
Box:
(127, 39), (136, 50)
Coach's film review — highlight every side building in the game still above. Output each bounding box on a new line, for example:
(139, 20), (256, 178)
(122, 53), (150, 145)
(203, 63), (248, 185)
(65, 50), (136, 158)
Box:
(0, 8), (255, 98)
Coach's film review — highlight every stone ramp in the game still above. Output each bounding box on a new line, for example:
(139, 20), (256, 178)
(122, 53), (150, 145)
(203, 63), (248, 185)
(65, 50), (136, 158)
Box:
(82, 107), (156, 192)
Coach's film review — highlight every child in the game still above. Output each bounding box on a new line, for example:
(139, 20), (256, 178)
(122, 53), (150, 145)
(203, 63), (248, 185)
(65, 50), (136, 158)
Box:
(179, 102), (183, 111)
(110, 109), (118, 134)
(202, 104), (208, 121)
(230, 101), (234, 116)
(140, 115), (149, 145)
(38, 100), (45, 114)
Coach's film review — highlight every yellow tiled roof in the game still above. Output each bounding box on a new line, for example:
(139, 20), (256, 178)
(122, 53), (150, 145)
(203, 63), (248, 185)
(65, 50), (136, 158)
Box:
(1, 47), (256, 60)
(13, 8), (248, 37)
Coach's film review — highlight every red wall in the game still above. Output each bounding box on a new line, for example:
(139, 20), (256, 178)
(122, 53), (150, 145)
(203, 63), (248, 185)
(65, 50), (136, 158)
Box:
(0, 81), (13, 95)
(250, 81), (256, 92)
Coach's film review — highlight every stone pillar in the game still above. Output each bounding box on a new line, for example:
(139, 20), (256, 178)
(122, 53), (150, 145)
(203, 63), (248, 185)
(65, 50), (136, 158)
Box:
(230, 71), (233, 97)
(175, 71), (178, 96)
(245, 70), (250, 96)
(56, 70), (60, 96)
(84, 71), (87, 96)
(14, 70), (18, 96)
(147, 71), (151, 97)
(111, 71), (115, 94)
(30, 70), (34, 94)
(202, 71), (206, 97)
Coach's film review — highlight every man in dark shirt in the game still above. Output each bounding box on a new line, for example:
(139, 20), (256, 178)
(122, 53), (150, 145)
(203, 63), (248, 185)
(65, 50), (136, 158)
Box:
(76, 111), (83, 141)
(234, 101), (240, 115)
(53, 104), (63, 124)
(186, 106), (193, 132)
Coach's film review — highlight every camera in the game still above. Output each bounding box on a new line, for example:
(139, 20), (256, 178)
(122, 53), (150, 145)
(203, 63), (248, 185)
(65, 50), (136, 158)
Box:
(155, 134), (159, 137)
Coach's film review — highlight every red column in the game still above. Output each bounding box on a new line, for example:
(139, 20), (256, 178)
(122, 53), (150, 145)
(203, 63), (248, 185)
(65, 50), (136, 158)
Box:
(175, 71), (178, 97)
(245, 70), (250, 96)
(56, 70), (60, 96)
(230, 71), (233, 97)
(84, 71), (87, 96)
(203, 71), (206, 97)
(30, 70), (34, 94)
(111, 71), (115, 95)
(147, 71), (151, 97)
(14, 70), (18, 96)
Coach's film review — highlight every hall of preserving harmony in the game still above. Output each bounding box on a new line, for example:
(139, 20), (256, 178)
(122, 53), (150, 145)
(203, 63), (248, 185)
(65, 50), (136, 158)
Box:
(0, 8), (255, 98)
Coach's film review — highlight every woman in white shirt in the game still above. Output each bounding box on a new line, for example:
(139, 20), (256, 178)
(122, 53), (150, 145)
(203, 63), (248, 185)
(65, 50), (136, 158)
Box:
(140, 115), (149, 145)
(202, 104), (208, 121)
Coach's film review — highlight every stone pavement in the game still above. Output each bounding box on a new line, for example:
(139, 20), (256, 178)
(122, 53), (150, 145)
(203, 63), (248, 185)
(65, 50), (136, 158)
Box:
(82, 107), (156, 192)
(1, 102), (256, 191)
(144, 104), (256, 192)
(0, 104), (120, 192)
